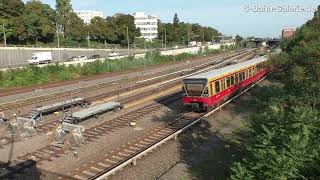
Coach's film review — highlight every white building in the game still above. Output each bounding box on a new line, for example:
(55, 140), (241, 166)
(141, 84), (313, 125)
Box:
(133, 12), (158, 41)
(75, 10), (104, 24)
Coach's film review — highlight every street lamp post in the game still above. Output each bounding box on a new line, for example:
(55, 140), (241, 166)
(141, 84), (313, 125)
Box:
(164, 27), (167, 49)
(56, 23), (60, 48)
(187, 28), (190, 46)
(2, 23), (7, 47)
(87, 32), (90, 49)
(126, 26), (130, 56)
(113, 81), (120, 101)
(202, 29), (205, 45)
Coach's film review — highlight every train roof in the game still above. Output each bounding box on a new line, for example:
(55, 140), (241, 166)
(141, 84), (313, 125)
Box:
(184, 56), (268, 81)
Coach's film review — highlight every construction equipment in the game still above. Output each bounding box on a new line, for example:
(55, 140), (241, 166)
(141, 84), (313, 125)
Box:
(10, 98), (86, 139)
(52, 102), (123, 149)
(9, 116), (37, 140)
(14, 97), (86, 126)
(0, 112), (5, 125)
(51, 122), (85, 149)
(62, 102), (123, 124)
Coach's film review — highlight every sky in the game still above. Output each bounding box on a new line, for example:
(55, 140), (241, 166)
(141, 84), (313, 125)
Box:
(32, 0), (319, 38)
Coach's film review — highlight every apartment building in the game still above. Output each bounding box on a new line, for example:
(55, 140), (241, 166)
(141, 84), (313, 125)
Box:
(133, 12), (158, 41)
(75, 10), (104, 24)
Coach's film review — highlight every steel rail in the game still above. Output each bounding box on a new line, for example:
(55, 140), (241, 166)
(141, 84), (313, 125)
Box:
(92, 72), (271, 180)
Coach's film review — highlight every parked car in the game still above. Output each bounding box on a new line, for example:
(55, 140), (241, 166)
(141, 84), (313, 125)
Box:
(109, 51), (119, 57)
(89, 54), (101, 59)
(67, 56), (77, 61)
(67, 55), (87, 62)
(189, 41), (197, 47)
(27, 52), (52, 65)
(77, 55), (87, 61)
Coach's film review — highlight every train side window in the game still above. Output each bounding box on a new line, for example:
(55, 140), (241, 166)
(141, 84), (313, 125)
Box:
(221, 78), (225, 90)
(215, 81), (221, 94)
(231, 75), (235, 85)
(226, 77), (231, 88)
(235, 73), (239, 83)
(210, 83), (214, 96)
(248, 69), (252, 77)
(242, 71), (245, 80)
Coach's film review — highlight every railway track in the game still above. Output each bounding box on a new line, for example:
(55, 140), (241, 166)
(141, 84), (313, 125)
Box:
(0, 52), (226, 98)
(0, 52), (254, 150)
(0, 50), (250, 113)
(59, 72), (271, 180)
(66, 112), (203, 180)
(1, 93), (182, 179)
(0, 52), (257, 179)
(0, 83), (180, 150)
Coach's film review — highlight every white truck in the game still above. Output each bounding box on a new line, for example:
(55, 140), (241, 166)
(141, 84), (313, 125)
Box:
(189, 41), (197, 47)
(28, 52), (52, 65)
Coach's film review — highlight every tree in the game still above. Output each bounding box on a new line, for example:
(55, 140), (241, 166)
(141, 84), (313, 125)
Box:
(231, 5), (320, 179)
(0, 0), (24, 19)
(158, 19), (220, 46)
(0, 0), (24, 43)
(104, 14), (140, 45)
(89, 17), (108, 43)
(173, 13), (180, 25)
(65, 12), (87, 41)
(235, 35), (243, 46)
(11, 0), (56, 43)
(0, 19), (14, 43)
(56, 0), (73, 33)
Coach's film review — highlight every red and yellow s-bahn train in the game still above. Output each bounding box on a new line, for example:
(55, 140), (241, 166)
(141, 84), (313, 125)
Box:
(182, 56), (269, 111)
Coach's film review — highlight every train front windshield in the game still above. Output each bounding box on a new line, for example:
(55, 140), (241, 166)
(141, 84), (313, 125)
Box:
(183, 79), (208, 97)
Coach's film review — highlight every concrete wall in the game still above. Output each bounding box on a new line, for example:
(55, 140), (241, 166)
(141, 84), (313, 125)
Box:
(0, 48), (133, 68)
(0, 42), (235, 68)
(160, 42), (235, 56)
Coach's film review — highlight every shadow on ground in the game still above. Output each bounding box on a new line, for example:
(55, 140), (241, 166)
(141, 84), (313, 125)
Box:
(176, 94), (254, 180)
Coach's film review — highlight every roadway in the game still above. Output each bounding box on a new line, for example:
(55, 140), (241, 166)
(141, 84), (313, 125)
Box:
(0, 43), (235, 68)
(0, 48), (144, 68)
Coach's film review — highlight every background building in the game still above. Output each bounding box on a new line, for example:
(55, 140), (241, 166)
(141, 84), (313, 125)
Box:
(75, 10), (104, 24)
(133, 12), (158, 41)
(282, 28), (296, 39)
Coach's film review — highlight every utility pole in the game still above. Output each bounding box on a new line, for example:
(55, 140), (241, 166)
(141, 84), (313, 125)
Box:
(126, 26), (130, 55)
(161, 36), (164, 48)
(2, 24), (7, 47)
(202, 29), (205, 45)
(165, 28), (167, 47)
(187, 28), (190, 46)
(87, 32), (90, 48)
(56, 23), (60, 48)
